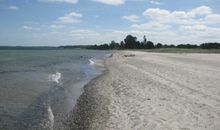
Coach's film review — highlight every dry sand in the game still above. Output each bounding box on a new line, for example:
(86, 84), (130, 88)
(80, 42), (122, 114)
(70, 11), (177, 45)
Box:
(69, 51), (220, 130)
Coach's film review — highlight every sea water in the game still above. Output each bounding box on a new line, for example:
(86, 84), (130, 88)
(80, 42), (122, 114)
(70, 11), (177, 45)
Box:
(0, 49), (109, 130)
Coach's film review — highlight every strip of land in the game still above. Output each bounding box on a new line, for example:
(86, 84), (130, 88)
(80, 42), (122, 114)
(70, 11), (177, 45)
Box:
(69, 51), (220, 130)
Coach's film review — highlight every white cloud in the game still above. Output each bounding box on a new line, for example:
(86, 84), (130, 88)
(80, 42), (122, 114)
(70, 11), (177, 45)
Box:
(149, 0), (162, 5)
(131, 22), (170, 31)
(8, 6), (19, 10)
(126, 6), (220, 44)
(179, 24), (220, 41)
(122, 15), (140, 22)
(143, 8), (170, 20)
(92, 0), (124, 5)
(70, 29), (100, 38)
(205, 14), (220, 24)
(143, 6), (212, 24)
(49, 24), (65, 29)
(14, 5), (220, 46)
(189, 6), (212, 17)
(55, 12), (82, 24)
(37, 29), (102, 45)
(22, 26), (33, 30)
(22, 26), (40, 30)
(38, 0), (78, 4)
(180, 24), (207, 31)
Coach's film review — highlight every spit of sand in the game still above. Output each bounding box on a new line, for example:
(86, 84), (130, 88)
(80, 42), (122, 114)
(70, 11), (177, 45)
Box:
(70, 51), (220, 130)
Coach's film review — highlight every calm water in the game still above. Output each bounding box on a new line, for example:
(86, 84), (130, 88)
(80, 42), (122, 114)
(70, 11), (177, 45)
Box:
(0, 49), (109, 130)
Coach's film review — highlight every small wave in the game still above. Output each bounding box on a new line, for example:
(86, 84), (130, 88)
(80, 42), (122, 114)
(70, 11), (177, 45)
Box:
(0, 69), (35, 74)
(48, 71), (61, 84)
(47, 106), (54, 130)
(89, 58), (95, 65)
(106, 53), (113, 58)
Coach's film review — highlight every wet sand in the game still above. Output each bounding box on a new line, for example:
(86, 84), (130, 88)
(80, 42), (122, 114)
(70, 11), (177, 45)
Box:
(69, 51), (220, 130)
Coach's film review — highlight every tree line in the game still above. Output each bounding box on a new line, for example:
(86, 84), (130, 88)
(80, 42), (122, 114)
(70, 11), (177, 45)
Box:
(87, 35), (220, 50)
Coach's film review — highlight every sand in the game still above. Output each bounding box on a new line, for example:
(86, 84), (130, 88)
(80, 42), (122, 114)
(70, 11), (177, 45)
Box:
(69, 51), (220, 130)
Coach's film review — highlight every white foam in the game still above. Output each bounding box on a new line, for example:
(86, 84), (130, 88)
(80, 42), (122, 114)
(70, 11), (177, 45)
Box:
(106, 53), (113, 58)
(89, 58), (95, 65)
(47, 106), (54, 130)
(48, 71), (61, 84)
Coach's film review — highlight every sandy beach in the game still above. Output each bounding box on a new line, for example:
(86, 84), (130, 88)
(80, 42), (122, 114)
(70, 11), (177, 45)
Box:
(69, 51), (220, 130)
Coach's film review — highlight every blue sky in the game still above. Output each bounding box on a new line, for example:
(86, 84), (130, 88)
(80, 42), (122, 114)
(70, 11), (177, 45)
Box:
(0, 0), (220, 46)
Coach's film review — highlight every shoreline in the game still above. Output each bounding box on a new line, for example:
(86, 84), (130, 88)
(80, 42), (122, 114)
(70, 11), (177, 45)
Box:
(66, 55), (111, 130)
(68, 51), (220, 130)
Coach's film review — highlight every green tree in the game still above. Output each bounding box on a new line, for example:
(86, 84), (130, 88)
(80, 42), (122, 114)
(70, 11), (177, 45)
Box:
(109, 40), (116, 49)
(140, 35), (147, 49)
(156, 43), (162, 48)
(146, 41), (155, 49)
(124, 35), (138, 49)
(143, 35), (147, 44)
(109, 40), (120, 49)
(120, 41), (125, 49)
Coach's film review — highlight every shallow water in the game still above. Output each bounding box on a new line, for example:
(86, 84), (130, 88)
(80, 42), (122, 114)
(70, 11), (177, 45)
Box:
(0, 49), (109, 130)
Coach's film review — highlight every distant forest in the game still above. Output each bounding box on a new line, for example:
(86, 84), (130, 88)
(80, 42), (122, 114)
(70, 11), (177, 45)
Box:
(60, 35), (220, 50)
(1, 35), (220, 50)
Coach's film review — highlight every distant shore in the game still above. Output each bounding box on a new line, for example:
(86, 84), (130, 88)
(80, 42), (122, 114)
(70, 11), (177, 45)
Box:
(68, 51), (220, 130)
